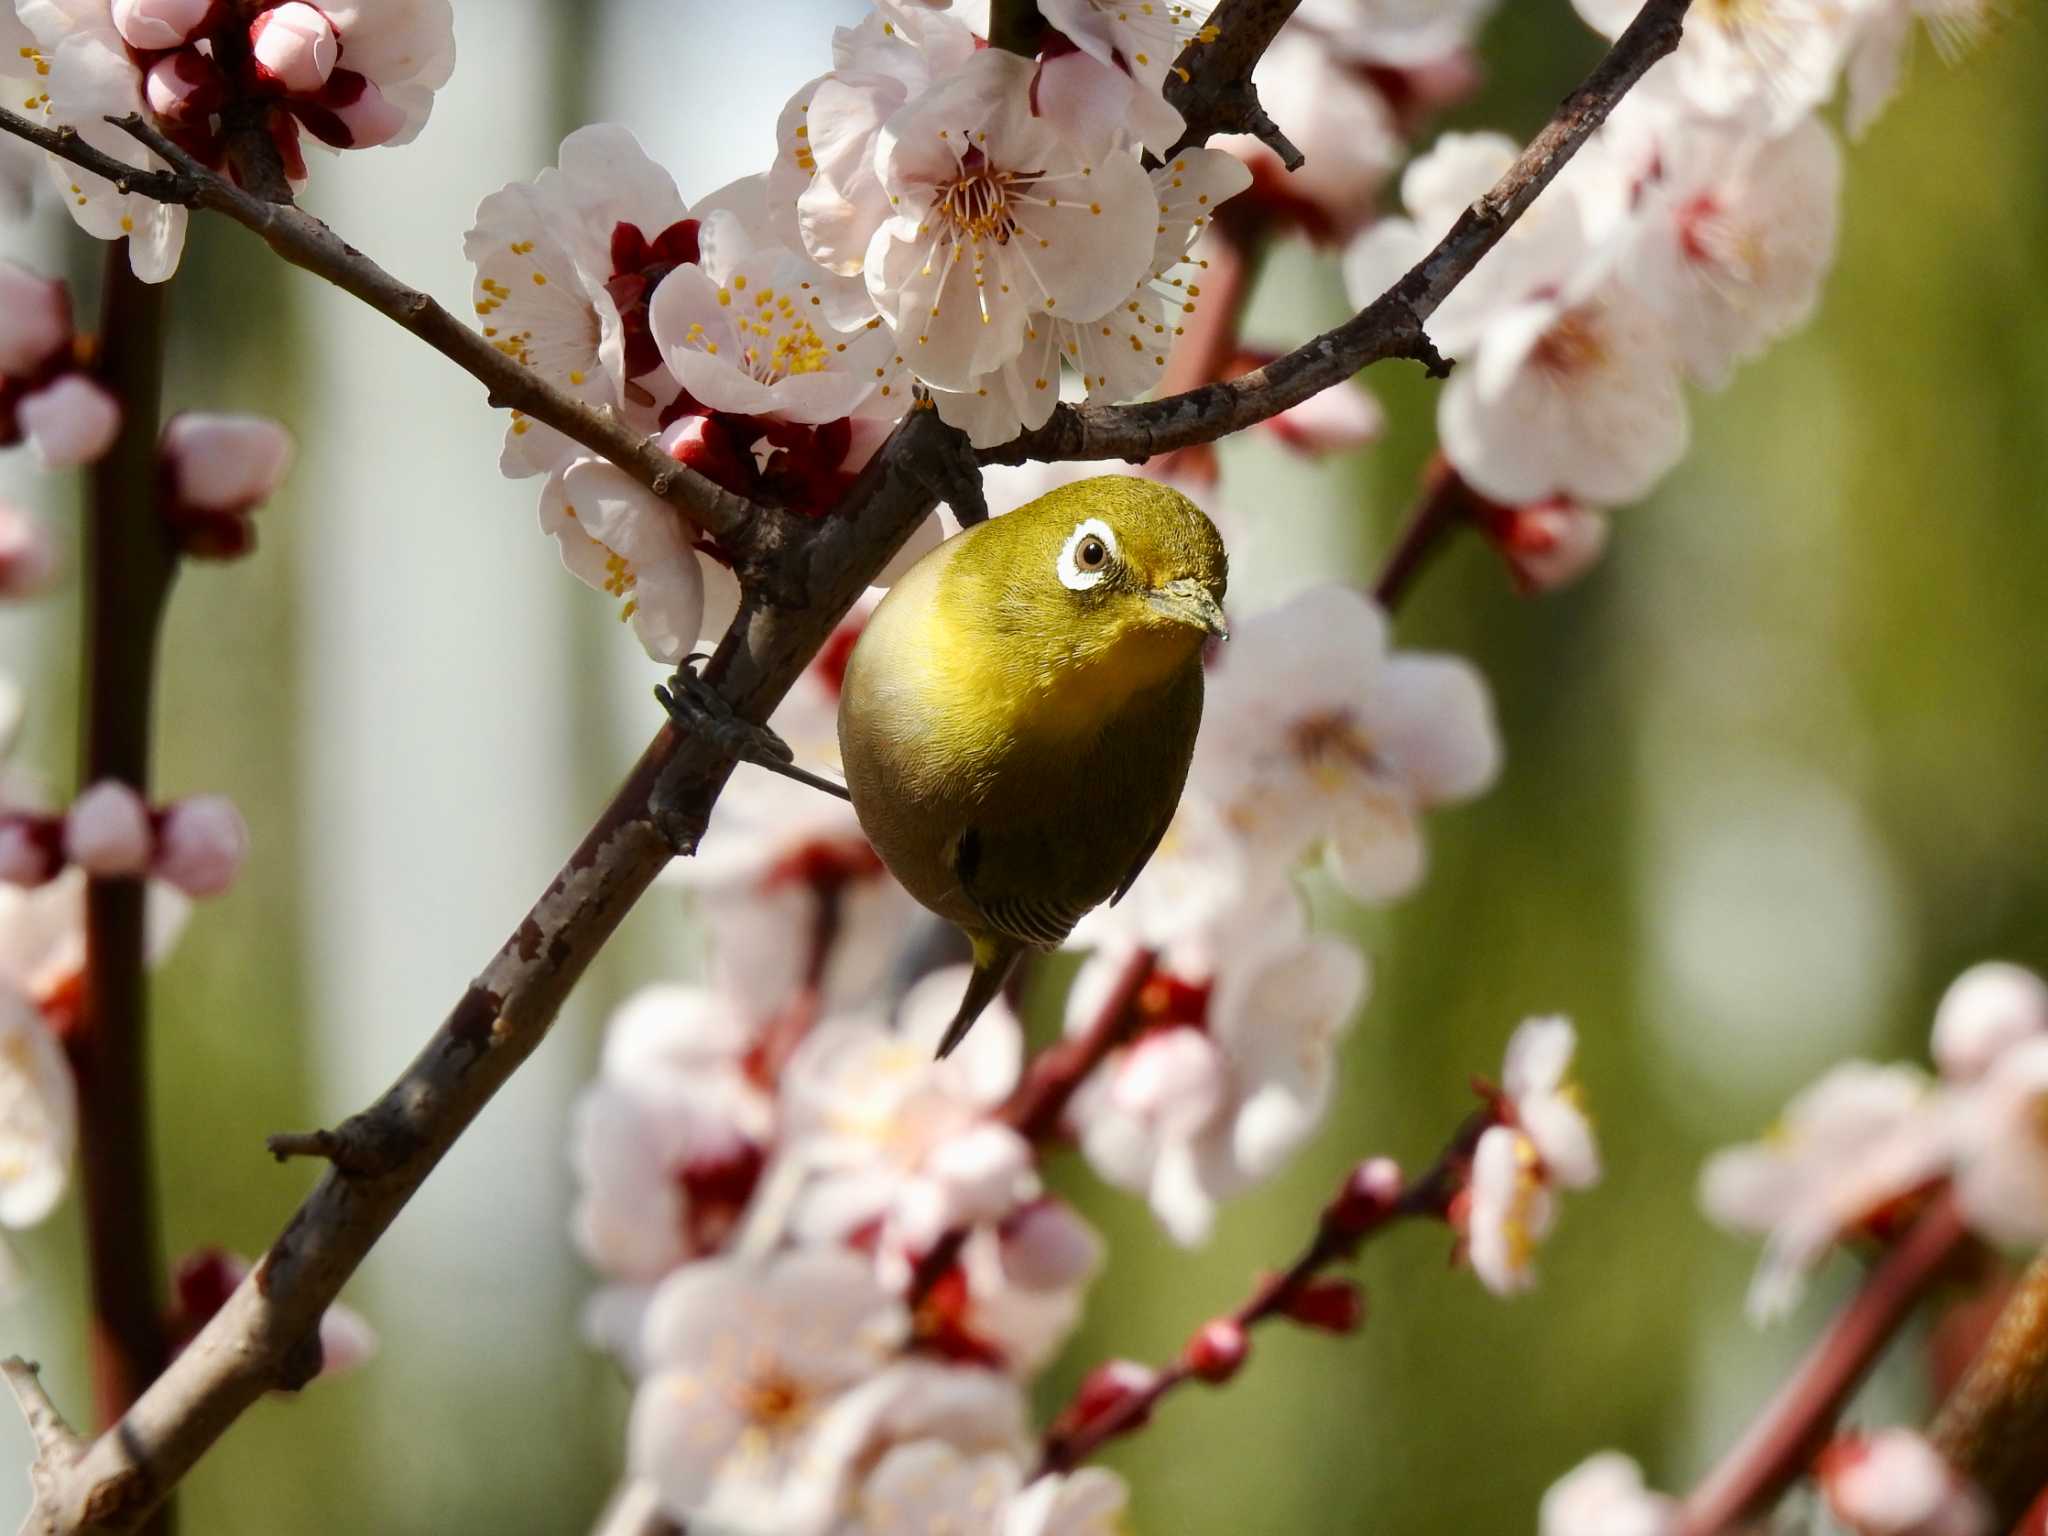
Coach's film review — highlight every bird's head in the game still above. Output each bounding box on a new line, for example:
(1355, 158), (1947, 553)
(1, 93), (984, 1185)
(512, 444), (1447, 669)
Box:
(970, 476), (1229, 681)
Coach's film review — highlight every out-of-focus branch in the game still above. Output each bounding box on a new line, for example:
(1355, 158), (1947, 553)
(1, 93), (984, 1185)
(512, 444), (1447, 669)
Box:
(1372, 462), (1486, 609)
(990, 0), (1693, 468)
(1039, 1110), (1491, 1474)
(67, 245), (179, 1536)
(0, 107), (771, 565)
(1675, 1193), (1972, 1536)
(1933, 1248), (2048, 1528)
(1164, 0), (1306, 166)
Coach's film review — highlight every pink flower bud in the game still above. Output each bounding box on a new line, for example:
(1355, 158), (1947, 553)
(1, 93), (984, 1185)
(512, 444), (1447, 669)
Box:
(998, 1199), (1105, 1292)
(65, 781), (154, 877)
(296, 72), (407, 150)
(111, 0), (216, 51)
(153, 795), (248, 898)
(19, 376), (122, 469)
(1932, 962), (2048, 1083)
(1325, 1157), (1404, 1238)
(0, 502), (58, 599)
(0, 820), (59, 886)
(1185, 1318), (1248, 1384)
(1484, 499), (1610, 595)
(1817, 1430), (1991, 1536)
(250, 3), (339, 94)
(144, 49), (229, 127)
(0, 263), (72, 379)
(1054, 1360), (1157, 1440)
(1281, 1276), (1365, 1335)
(162, 412), (295, 514)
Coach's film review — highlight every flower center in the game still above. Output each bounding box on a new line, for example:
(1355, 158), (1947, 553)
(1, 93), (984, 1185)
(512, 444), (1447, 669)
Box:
(935, 153), (1024, 245)
(1290, 711), (1381, 786)
(1531, 309), (1609, 379)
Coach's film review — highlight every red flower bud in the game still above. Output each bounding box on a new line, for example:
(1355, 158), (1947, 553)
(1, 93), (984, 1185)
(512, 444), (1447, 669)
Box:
(1185, 1319), (1249, 1384)
(1282, 1277), (1365, 1335)
(1325, 1156), (1404, 1238)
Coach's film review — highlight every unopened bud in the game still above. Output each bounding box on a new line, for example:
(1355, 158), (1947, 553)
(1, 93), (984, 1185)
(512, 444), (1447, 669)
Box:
(153, 795), (248, 898)
(1281, 1276), (1364, 1335)
(1816, 1430), (1991, 1536)
(1185, 1318), (1248, 1384)
(0, 263), (71, 379)
(249, 3), (339, 94)
(1325, 1156), (1404, 1238)
(19, 376), (122, 469)
(111, 0), (215, 52)
(1483, 499), (1609, 595)
(1933, 962), (2048, 1083)
(144, 48), (229, 127)
(1055, 1359), (1157, 1439)
(660, 414), (752, 498)
(0, 503), (57, 599)
(304, 73), (407, 150)
(65, 781), (154, 877)
(163, 412), (295, 515)
(999, 1199), (1105, 1292)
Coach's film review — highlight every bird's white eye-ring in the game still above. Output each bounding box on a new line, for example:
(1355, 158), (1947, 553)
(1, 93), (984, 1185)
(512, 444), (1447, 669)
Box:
(1057, 519), (1118, 592)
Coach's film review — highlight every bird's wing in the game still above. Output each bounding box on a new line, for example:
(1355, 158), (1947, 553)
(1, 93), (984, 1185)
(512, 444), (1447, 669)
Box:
(1108, 802), (1174, 908)
(950, 825), (1086, 949)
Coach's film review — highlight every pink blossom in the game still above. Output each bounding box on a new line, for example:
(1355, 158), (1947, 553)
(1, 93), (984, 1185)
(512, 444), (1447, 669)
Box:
(64, 779), (153, 877)
(1931, 961), (2048, 1083)
(0, 987), (75, 1228)
(109, 0), (212, 51)
(1539, 1452), (1676, 1536)
(152, 795), (249, 898)
(18, 375), (122, 468)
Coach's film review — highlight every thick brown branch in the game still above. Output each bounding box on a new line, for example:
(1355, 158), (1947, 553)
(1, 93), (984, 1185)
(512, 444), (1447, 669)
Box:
(991, 0), (1692, 468)
(1675, 1193), (1972, 1536)
(1933, 1249), (2048, 1527)
(69, 246), (178, 1536)
(0, 106), (773, 564)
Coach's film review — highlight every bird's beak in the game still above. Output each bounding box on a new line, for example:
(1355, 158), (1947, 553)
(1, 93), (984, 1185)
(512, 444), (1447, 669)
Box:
(1146, 578), (1229, 640)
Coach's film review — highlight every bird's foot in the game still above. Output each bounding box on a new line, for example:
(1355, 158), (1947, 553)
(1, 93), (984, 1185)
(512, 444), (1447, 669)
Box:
(654, 660), (852, 806)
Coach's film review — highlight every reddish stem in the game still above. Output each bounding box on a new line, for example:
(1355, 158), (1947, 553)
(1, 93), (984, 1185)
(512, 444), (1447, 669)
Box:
(1371, 460), (1482, 611)
(70, 245), (179, 1535)
(1675, 1191), (1971, 1536)
(1038, 1108), (1493, 1475)
(998, 946), (1156, 1141)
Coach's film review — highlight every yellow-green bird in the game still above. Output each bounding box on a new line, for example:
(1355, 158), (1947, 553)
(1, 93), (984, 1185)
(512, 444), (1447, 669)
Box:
(838, 475), (1228, 1058)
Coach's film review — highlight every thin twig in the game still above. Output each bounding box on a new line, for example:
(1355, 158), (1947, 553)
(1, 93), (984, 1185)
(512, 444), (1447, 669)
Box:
(1675, 1193), (1972, 1536)
(0, 107), (772, 567)
(1039, 1109), (1491, 1475)
(1164, 0), (1306, 167)
(1933, 1248), (2048, 1528)
(1372, 463), (1479, 610)
(68, 245), (179, 1536)
(991, 0), (1693, 468)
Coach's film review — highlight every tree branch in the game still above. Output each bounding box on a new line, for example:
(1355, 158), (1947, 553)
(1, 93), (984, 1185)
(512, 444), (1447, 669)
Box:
(67, 245), (179, 1536)
(1932, 1248), (2048, 1528)
(1675, 1193), (1972, 1536)
(0, 107), (775, 568)
(1039, 1110), (1489, 1475)
(989, 0), (1692, 468)
(1164, 0), (1306, 167)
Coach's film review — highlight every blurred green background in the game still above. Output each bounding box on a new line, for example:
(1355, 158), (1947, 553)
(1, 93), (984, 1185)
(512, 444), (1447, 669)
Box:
(2, 1), (2043, 1530)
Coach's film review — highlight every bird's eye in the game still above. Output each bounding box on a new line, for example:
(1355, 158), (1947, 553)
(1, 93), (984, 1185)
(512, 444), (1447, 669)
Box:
(1057, 518), (1118, 592)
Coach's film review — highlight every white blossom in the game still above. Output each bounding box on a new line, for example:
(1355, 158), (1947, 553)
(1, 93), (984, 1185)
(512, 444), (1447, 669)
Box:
(0, 986), (74, 1229)
(864, 48), (1156, 395)
(1843, 0), (1995, 138)
(1699, 1061), (1947, 1321)
(1466, 1124), (1556, 1295)
(536, 457), (706, 664)
(1068, 908), (1368, 1244)
(1297, 0), (1501, 67)
(1946, 1037), (2048, 1248)
(629, 1247), (910, 1535)
(1502, 1017), (1600, 1190)
(1572, 0), (1857, 134)
(1192, 584), (1500, 904)
(1538, 1451), (1677, 1536)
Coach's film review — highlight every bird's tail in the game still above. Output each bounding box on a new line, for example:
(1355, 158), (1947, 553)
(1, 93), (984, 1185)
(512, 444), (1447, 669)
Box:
(935, 937), (1021, 1060)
